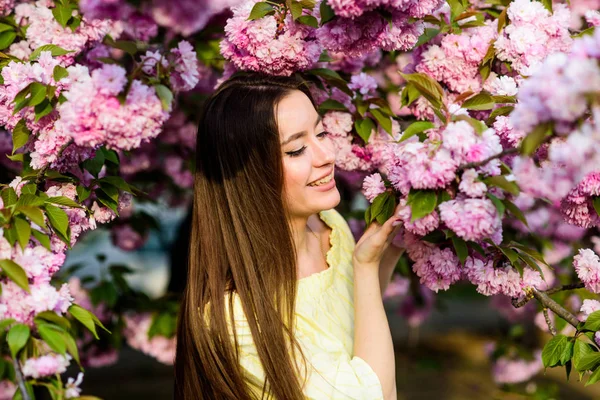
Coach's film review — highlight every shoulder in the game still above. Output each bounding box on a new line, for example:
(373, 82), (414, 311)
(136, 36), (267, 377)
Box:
(319, 208), (355, 246)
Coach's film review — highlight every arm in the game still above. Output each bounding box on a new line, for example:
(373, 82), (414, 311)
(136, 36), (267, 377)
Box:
(353, 261), (397, 400)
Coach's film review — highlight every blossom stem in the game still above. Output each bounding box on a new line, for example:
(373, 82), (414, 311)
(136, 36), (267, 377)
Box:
(13, 357), (31, 400)
(543, 308), (556, 336)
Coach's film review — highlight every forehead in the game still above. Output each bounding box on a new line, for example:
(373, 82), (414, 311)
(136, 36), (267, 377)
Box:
(276, 91), (319, 137)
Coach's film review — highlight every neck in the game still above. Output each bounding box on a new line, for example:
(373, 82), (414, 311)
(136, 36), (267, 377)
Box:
(288, 213), (313, 254)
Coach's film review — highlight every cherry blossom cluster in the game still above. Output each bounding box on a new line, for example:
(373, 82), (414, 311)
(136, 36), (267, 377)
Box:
(10, 1), (121, 63)
(221, 0), (322, 76)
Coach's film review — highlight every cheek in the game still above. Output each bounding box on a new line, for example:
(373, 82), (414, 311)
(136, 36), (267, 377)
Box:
(283, 158), (311, 195)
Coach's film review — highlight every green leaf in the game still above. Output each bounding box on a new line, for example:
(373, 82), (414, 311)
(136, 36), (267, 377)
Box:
(148, 312), (177, 339)
(99, 146), (120, 165)
(98, 176), (131, 192)
(499, 247), (519, 265)
(583, 311), (600, 332)
(14, 217), (31, 250)
(407, 190), (437, 221)
(11, 119), (30, 154)
(76, 185), (91, 202)
(103, 37), (137, 55)
(318, 99), (347, 112)
(68, 304), (100, 339)
(30, 44), (72, 61)
(451, 236), (468, 264)
(399, 121), (434, 142)
(34, 99), (53, 122)
(399, 72), (444, 109)
(521, 123), (552, 155)
(52, 65), (69, 82)
(28, 82), (47, 107)
(370, 108), (392, 134)
(320, 0), (335, 24)
(1, 187), (17, 207)
(415, 28), (440, 47)
(0, 318), (16, 333)
(586, 366), (600, 386)
(593, 197), (600, 217)
(354, 118), (375, 143)
(486, 193), (505, 217)
(461, 92), (495, 110)
(16, 194), (45, 207)
(52, 4), (73, 27)
(0, 259), (30, 292)
(299, 0), (316, 8)
(297, 15), (319, 28)
(0, 23), (14, 33)
(44, 204), (70, 239)
(369, 191), (396, 225)
(290, 1), (303, 19)
(497, 7), (508, 33)
(32, 229), (51, 250)
(400, 83), (420, 107)
(542, 334), (569, 368)
(7, 324), (30, 358)
(483, 175), (519, 196)
(575, 351), (600, 372)
(154, 84), (172, 111)
(248, 2), (274, 20)
(573, 339), (596, 371)
(487, 106), (514, 125)
(37, 323), (67, 355)
(45, 196), (83, 209)
(491, 95), (517, 104)
(540, 0), (552, 13)
(0, 31), (16, 51)
(82, 149), (105, 178)
(34, 311), (71, 331)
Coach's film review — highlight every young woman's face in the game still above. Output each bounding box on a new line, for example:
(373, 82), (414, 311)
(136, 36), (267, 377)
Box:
(277, 90), (340, 217)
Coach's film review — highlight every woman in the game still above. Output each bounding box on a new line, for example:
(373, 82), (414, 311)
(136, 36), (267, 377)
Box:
(175, 72), (404, 399)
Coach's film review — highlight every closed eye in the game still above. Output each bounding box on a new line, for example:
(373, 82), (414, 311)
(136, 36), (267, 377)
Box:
(285, 132), (329, 157)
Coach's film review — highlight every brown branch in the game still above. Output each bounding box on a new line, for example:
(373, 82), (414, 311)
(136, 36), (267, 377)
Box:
(512, 281), (585, 308)
(543, 308), (556, 336)
(13, 357), (31, 400)
(531, 288), (580, 329)
(545, 282), (585, 296)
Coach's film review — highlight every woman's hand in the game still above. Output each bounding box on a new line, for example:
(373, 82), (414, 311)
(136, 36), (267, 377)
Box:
(353, 205), (403, 267)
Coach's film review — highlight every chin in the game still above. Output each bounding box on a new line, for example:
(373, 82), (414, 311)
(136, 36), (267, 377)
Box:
(314, 187), (341, 212)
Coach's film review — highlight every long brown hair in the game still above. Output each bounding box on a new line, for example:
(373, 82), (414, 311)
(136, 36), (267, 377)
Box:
(174, 72), (314, 399)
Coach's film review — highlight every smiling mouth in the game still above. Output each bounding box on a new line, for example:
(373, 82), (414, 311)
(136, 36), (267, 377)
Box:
(307, 170), (334, 187)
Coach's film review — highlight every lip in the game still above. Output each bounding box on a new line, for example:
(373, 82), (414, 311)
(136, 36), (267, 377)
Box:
(308, 169), (334, 186)
(307, 177), (336, 192)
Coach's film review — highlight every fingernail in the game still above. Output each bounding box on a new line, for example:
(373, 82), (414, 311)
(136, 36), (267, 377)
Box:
(392, 220), (402, 227)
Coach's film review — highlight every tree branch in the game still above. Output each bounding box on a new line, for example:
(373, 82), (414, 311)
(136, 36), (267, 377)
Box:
(511, 281), (585, 308)
(543, 308), (556, 336)
(13, 357), (31, 400)
(531, 288), (580, 329)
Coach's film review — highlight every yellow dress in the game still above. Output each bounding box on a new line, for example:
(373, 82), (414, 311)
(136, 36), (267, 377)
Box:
(227, 208), (384, 399)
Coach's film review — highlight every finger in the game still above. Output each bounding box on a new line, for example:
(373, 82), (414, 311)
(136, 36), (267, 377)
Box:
(372, 214), (402, 244)
(385, 222), (403, 247)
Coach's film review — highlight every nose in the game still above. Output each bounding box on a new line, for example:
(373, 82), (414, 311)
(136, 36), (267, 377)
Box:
(313, 137), (336, 167)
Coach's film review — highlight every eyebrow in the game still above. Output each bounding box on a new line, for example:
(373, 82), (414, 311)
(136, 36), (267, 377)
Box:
(281, 115), (323, 146)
